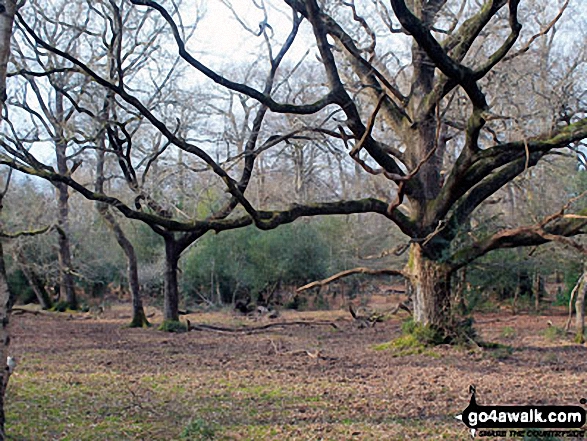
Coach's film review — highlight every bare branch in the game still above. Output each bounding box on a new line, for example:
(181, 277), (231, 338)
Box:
(297, 267), (406, 292)
(128, 0), (334, 115)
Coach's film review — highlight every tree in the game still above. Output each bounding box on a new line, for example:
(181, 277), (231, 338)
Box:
(0, 0), (17, 437)
(2, 0), (587, 337)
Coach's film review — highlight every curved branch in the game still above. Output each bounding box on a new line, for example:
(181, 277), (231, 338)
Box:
(128, 0), (334, 115)
(297, 267), (406, 292)
(0, 224), (51, 238)
(451, 210), (587, 271)
(434, 117), (587, 225)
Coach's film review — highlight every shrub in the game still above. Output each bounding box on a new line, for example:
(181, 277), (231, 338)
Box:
(182, 222), (332, 305)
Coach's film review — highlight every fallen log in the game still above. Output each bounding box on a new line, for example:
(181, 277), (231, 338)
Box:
(185, 320), (338, 334)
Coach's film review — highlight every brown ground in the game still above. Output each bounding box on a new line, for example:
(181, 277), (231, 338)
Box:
(5, 304), (587, 440)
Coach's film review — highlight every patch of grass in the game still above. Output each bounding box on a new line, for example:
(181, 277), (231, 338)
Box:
(399, 317), (477, 346)
(373, 333), (440, 357)
(158, 320), (188, 333)
(500, 326), (516, 339)
(401, 319), (445, 345)
(542, 325), (565, 342)
(180, 418), (217, 440)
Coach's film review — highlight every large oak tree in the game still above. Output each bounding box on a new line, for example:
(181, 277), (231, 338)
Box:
(2, 0), (587, 333)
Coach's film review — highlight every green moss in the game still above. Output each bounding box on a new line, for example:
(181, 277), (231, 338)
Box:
(373, 330), (440, 357)
(158, 320), (188, 333)
(180, 418), (216, 440)
(401, 318), (446, 345)
(128, 312), (151, 328)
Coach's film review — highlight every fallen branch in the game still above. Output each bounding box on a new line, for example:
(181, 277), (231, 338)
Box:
(11, 307), (43, 316)
(297, 267), (406, 292)
(186, 320), (338, 334)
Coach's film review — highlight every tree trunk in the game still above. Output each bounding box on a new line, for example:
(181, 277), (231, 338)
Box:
(54, 91), (77, 310)
(163, 237), (180, 322)
(101, 210), (149, 327)
(94, 85), (148, 326)
(55, 216), (76, 309)
(533, 271), (544, 312)
(0, 0), (15, 103)
(575, 266), (587, 344)
(14, 249), (52, 309)
(0, 2), (17, 437)
(453, 266), (467, 315)
(0, 233), (11, 440)
(407, 244), (452, 329)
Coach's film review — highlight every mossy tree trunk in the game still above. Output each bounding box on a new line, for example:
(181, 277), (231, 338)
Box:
(407, 244), (452, 329)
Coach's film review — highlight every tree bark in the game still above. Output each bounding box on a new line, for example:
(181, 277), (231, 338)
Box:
(163, 237), (180, 322)
(407, 244), (452, 328)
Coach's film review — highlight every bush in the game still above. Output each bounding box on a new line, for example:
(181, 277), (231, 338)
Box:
(182, 222), (333, 305)
(7, 269), (36, 305)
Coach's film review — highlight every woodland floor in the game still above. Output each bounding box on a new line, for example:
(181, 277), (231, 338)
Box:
(4, 301), (587, 440)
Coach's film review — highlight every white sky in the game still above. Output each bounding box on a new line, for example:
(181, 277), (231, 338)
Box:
(185, 0), (317, 74)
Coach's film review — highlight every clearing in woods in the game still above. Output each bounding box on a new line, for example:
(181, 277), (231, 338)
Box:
(4, 305), (587, 440)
